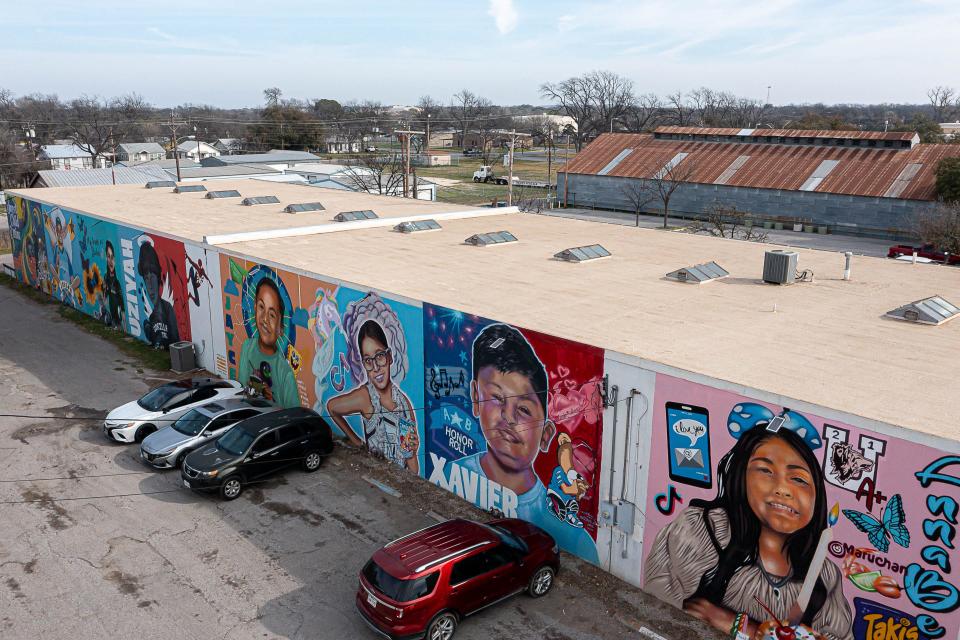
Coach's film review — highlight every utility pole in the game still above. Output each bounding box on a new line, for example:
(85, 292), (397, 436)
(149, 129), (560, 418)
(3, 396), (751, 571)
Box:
(109, 127), (117, 185)
(563, 133), (570, 208)
(425, 113), (431, 156)
(168, 112), (188, 182)
(394, 127), (424, 198)
(507, 129), (516, 206)
(546, 128), (553, 187)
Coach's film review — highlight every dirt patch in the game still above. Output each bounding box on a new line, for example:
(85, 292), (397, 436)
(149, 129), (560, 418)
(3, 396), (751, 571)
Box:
(261, 501), (325, 527)
(22, 560), (36, 574)
(104, 569), (142, 597)
(328, 511), (365, 533)
(244, 487), (266, 505)
(199, 549), (219, 564)
(11, 404), (105, 444)
(20, 488), (75, 530)
(137, 600), (156, 608)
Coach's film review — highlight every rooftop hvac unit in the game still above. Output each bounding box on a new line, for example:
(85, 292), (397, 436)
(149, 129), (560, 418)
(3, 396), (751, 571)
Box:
(763, 250), (797, 284)
(169, 341), (196, 373)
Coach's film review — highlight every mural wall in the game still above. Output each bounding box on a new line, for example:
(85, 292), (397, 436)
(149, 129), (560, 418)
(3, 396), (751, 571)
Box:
(641, 373), (960, 640)
(422, 303), (605, 562)
(218, 255), (427, 474)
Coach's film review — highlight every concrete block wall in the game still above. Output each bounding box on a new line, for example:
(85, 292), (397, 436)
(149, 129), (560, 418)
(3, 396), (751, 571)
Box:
(558, 173), (938, 238)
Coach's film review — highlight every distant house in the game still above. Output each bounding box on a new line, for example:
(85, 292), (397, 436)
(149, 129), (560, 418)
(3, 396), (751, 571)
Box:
(171, 164), (287, 182)
(38, 144), (107, 170)
(428, 130), (456, 148)
(201, 150), (320, 170)
(31, 165), (173, 188)
(323, 136), (360, 154)
(115, 142), (166, 164)
(457, 130), (532, 151)
(415, 150), (452, 167)
(213, 138), (245, 155)
(941, 122), (960, 141)
(512, 113), (579, 133)
(175, 140), (221, 161)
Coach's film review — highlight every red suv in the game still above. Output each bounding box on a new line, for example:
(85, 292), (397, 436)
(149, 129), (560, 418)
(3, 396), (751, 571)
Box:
(356, 518), (559, 640)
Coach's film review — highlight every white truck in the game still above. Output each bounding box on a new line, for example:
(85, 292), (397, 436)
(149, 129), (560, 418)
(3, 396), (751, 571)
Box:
(472, 165), (513, 185)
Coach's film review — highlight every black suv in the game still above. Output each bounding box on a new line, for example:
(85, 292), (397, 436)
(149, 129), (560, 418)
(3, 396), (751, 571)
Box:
(180, 407), (334, 500)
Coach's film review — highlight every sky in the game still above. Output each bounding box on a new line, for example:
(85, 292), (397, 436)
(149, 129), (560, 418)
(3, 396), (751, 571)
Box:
(1, 0), (957, 108)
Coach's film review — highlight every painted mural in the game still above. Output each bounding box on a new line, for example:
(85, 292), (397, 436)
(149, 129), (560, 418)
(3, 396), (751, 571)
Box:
(218, 255), (427, 473)
(642, 373), (960, 640)
(5, 196), (193, 349)
(422, 303), (604, 563)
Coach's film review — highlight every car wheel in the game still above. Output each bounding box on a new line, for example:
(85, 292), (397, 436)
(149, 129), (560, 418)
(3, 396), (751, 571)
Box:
(175, 451), (188, 469)
(426, 611), (458, 640)
(302, 450), (322, 472)
(527, 565), (555, 598)
(134, 424), (156, 443)
(473, 177), (480, 183)
(219, 475), (243, 501)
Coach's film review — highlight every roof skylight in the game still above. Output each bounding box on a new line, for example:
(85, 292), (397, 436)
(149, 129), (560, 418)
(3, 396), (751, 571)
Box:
(395, 219), (441, 233)
(465, 231), (517, 246)
(242, 195), (280, 206)
(334, 210), (378, 222)
(666, 261), (729, 283)
(145, 180), (176, 189)
(205, 190), (241, 199)
(284, 202), (325, 213)
(554, 244), (611, 262)
(174, 184), (207, 193)
(885, 295), (959, 326)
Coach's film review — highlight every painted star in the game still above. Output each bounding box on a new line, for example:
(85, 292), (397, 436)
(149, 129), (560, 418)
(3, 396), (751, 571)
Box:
(449, 412), (464, 428)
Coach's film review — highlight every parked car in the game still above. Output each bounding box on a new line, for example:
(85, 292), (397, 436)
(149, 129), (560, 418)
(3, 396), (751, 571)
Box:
(887, 243), (960, 265)
(365, 145), (378, 152)
(356, 518), (559, 640)
(103, 377), (244, 444)
(180, 407), (334, 500)
(463, 148), (481, 157)
(139, 398), (276, 469)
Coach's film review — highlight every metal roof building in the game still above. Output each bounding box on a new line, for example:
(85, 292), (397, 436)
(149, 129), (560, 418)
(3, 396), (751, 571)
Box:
(559, 127), (960, 237)
(201, 150), (321, 167)
(30, 165), (174, 188)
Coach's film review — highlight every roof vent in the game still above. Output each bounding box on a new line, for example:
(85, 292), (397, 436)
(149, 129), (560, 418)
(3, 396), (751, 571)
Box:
(666, 261), (729, 283)
(284, 202), (325, 213)
(145, 180), (176, 189)
(334, 209), (378, 222)
(885, 295), (959, 326)
(206, 189), (241, 199)
(242, 195), (280, 206)
(395, 219), (441, 233)
(465, 230), (517, 246)
(175, 184), (207, 193)
(554, 244), (610, 262)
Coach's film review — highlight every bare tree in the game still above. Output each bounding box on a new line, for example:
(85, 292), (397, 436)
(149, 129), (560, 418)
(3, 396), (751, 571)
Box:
(540, 76), (595, 150)
(450, 89), (482, 151)
(624, 93), (666, 132)
(928, 86), (956, 123)
(688, 204), (769, 241)
(588, 70), (634, 133)
(916, 203), (960, 255)
(619, 180), (657, 226)
(416, 95), (443, 153)
(64, 95), (146, 167)
(665, 91), (691, 126)
(0, 126), (49, 189)
(263, 87), (283, 107)
(645, 156), (697, 228)
(338, 152), (406, 197)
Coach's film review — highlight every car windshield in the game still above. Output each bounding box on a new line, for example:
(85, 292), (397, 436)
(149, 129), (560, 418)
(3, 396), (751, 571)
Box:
(490, 524), (528, 554)
(362, 561), (438, 603)
(172, 409), (209, 436)
(217, 428), (255, 456)
(137, 384), (189, 411)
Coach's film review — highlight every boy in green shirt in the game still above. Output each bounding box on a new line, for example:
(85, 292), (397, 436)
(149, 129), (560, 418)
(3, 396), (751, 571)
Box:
(237, 276), (299, 408)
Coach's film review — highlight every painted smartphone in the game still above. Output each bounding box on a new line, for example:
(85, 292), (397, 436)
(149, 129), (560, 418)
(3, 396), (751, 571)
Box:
(665, 402), (712, 489)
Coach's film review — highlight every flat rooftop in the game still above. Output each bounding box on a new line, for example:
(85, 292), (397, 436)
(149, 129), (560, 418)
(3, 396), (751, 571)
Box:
(10, 184), (960, 440)
(12, 180), (477, 242)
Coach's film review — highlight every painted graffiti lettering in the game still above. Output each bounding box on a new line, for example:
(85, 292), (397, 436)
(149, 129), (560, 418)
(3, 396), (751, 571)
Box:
(428, 453), (519, 517)
(915, 457), (960, 489)
(120, 238), (141, 337)
(922, 545), (952, 574)
(904, 564), (959, 613)
(856, 476), (888, 512)
(862, 613), (919, 640)
(927, 496), (959, 525)
(916, 614), (946, 638)
(923, 519), (956, 549)
(829, 543), (907, 574)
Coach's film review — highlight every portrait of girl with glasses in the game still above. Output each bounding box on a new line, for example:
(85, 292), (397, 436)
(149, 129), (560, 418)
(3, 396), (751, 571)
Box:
(326, 293), (420, 473)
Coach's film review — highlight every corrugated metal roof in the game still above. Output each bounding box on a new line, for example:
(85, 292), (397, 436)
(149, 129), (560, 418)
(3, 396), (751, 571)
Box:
(39, 144), (92, 159)
(35, 166), (172, 188)
(116, 142), (165, 155)
(654, 126), (917, 142)
(202, 151), (321, 165)
(172, 164), (283, 178)
(564, 133), (960, 201)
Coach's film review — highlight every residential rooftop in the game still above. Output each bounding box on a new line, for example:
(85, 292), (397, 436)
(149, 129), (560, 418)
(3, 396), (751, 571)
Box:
(8, 183), (960, 440)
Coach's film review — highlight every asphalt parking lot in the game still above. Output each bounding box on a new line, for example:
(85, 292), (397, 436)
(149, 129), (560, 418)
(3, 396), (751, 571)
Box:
(0, 282), (714, 640)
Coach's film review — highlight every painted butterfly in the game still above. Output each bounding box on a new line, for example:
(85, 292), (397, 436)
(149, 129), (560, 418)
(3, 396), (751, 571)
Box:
(842, 494), (910, 553)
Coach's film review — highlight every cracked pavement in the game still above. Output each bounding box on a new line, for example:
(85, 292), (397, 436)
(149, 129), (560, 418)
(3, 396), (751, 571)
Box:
(0, 281), (714, 640)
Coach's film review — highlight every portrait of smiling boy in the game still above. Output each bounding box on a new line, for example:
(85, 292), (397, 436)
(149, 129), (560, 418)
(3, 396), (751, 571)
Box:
(237, 275), (299, 408)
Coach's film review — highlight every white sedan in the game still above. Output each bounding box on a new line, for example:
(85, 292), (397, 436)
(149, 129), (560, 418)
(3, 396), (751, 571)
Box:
(103, 377), (245, 444)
